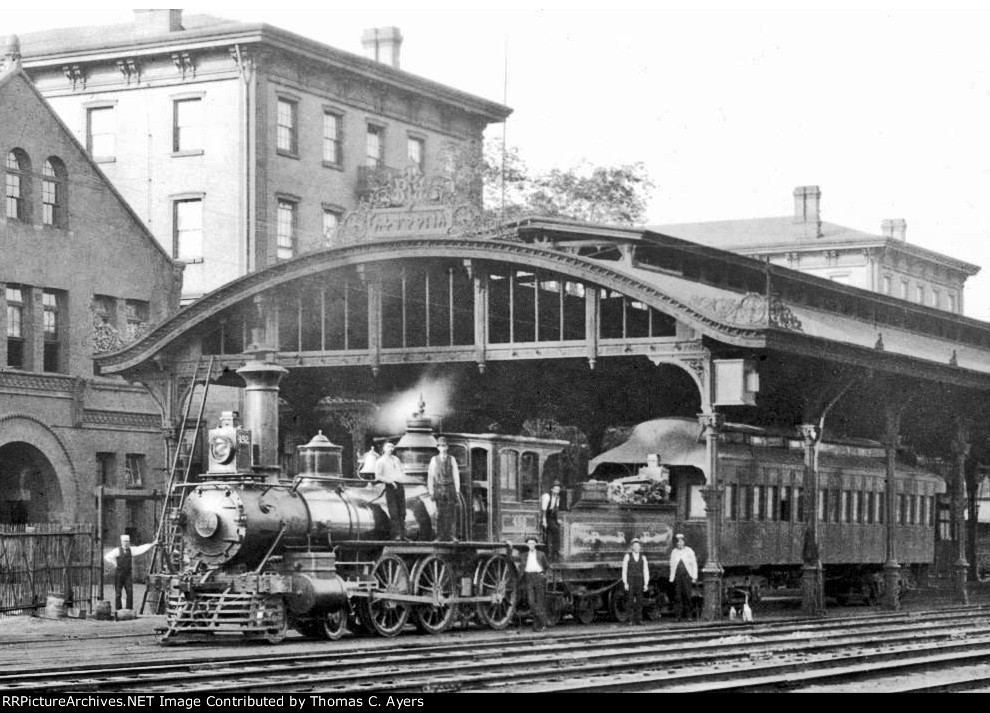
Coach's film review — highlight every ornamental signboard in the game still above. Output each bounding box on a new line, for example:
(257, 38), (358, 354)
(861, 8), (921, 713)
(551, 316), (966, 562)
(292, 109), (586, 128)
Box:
(338, 142), (504, 244)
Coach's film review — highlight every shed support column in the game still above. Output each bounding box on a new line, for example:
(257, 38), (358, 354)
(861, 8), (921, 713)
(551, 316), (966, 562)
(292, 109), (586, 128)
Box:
(882, 404), (901, 610)
(699, 411), (724, 621)
(952, 420), (970, 605)
(800, 423), (825, 617)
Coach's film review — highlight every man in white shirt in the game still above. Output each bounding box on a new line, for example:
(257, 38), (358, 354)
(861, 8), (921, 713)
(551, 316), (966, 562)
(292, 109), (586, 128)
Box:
(540, 480), (563, 560)
(374, 441), (407, 540)
(622, 537), (650, 625)
(668, 533), (698, 621)
(427, 437), (461, 541)
(520, 535), (551, 632)
(104, 534), (156, 611)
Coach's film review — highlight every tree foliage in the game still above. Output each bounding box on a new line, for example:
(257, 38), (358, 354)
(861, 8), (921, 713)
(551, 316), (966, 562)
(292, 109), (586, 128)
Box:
(483, 139), (655, 225)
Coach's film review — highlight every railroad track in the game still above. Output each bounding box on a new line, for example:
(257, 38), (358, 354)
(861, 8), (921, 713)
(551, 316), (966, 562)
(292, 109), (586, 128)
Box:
(3, 605), (990, 692)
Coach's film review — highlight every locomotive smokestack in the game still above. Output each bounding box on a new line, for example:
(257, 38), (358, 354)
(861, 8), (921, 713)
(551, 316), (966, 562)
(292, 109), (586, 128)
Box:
(236, 357), (288, 476)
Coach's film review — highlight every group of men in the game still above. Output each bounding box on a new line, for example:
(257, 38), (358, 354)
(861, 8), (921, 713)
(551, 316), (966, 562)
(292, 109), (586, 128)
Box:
(373, 436), (461, 542)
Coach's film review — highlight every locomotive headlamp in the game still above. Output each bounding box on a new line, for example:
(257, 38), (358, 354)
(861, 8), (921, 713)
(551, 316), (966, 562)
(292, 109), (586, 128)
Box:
(210, 435), (236, 464)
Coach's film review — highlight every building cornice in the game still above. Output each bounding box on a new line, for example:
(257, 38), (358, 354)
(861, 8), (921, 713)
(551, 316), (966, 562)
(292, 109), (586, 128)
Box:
(21, 23), (511, 123)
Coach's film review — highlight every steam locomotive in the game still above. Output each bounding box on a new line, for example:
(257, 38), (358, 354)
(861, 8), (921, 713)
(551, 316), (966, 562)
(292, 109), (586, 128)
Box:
(158, 365), (945, 643)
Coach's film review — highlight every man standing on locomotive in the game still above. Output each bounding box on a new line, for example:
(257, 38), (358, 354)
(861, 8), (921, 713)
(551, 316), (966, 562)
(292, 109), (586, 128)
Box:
(375, 441), (407, 541)
(622, 537), (650, 625)
(540, 480), (563, 560)
(427, 437), (460, 541)
(669, 533), (698, 621)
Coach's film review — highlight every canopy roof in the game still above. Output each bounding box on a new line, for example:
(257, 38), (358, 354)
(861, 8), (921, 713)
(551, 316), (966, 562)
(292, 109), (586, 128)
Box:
(588, 417), (707, 477)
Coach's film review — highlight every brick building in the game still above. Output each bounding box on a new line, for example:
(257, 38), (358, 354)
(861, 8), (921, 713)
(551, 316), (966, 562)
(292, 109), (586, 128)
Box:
(20, 10), (511, 302)
(0, 37), (182, 545)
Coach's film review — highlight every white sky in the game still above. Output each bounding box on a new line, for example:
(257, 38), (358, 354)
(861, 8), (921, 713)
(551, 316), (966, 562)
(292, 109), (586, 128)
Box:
(9, 2), (990, 319)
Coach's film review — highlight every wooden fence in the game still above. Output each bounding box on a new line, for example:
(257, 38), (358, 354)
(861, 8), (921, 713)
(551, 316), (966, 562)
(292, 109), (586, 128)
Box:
(0, 523), (98, 615)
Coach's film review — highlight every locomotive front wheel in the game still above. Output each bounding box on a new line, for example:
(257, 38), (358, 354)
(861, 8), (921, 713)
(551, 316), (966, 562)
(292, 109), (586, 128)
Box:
(474, 553), (519, 630)
(364, 554), (411, 637)
(321, 607), (348, 641)
(412, 554), (457, 634)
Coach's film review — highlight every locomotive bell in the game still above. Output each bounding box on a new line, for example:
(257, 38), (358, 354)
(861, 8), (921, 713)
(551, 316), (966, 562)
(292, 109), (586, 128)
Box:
(296, 431), (343, 479)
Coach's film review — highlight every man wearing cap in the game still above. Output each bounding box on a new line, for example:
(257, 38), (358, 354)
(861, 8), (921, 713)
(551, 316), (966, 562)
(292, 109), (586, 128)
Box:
(521, 535), (552, 632)
(104, 534), (157, 611)
(622, 537), (650, 625)
(428, 437), (460, 541)
(540, 480), (563, 560)
(669, 533), (698, 621)
(375, 441), (408, 540)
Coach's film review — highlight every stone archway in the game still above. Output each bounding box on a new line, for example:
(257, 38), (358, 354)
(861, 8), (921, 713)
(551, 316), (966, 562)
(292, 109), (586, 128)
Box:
(0, 442), (63, 524)
(0, 415), (76, 523)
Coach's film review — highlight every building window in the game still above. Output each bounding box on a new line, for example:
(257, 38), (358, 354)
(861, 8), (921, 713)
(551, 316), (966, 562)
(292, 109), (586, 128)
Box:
(366, 124), (384, 168)
(948, 292), (958, 313)
(322, 206), (342, 248)
(92, 294), (115, 325)
(173, 198), (203, 261)
(42, 289), (61, 373)
(915, 285), (924, 304)
(6, 286), (24, 369)
(323, 111), (342, 165)
(276, 199), (297, 260)
(882, 275), (892, 295)
(276, 98), (298, 155)
(173, 97), (203, 152)
(96, 452), (116, 487)
(87, 106), (116, 159)
(41, 158), (67, 228)
(407, 136), (425, 172)
(5, 149), (30, 221)
(930, 289), (940, 308)
(124, 453), (146, 487)
(124, 300), (149, 342)
(828, 273), (850, 285)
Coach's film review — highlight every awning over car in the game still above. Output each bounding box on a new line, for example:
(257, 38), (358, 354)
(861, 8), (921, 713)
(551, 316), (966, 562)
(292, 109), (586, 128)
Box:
(588, 417), (708, 478)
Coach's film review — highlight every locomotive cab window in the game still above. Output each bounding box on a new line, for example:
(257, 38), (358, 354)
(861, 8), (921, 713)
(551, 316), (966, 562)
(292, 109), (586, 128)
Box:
(499, 449), (519, 503)
(520, 451), (539, 501)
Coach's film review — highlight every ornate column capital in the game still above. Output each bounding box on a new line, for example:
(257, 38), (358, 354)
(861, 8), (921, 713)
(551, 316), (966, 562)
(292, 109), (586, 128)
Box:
(698, 411), (724, 437)
(799, 423), (820, 446)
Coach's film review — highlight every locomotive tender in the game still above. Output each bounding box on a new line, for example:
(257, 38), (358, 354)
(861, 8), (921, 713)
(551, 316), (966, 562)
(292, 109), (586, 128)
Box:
(159, 366), (945, 643)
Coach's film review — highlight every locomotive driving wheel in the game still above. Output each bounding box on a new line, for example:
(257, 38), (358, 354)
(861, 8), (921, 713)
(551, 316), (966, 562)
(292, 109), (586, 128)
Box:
(411, 554), (456, 634)
(363, 554), (411, 637)
(474, 553), (519, 630)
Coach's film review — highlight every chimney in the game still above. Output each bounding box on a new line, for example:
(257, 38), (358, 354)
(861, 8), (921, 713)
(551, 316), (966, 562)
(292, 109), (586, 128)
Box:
(133, 9), (183, 34)
(1, 35), (21, 74)
(793, 185), (822, 239)
(362, 27), (403, 69)
(881, 218), (907, 242)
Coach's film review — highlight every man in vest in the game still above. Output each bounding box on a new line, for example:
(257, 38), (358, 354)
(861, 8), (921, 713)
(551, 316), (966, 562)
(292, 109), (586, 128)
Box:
(104, 534), (156, 611)
(669, 533), (698, 621)
(521, 535), (552, 632)
(427, 437), (460, 541)
(622, 537), (650, 625)
(540, 480), (563, 560)
(375, 441), (408, 540)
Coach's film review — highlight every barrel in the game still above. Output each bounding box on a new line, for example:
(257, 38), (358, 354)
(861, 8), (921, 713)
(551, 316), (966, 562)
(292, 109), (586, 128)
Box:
(93, 600), (112, 620)
(43, 592), (66, 619)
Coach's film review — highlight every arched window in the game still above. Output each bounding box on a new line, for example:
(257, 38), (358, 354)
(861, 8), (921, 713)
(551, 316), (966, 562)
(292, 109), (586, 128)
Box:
(42, 157), (67, 228)
(5, 149), (31, 222)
